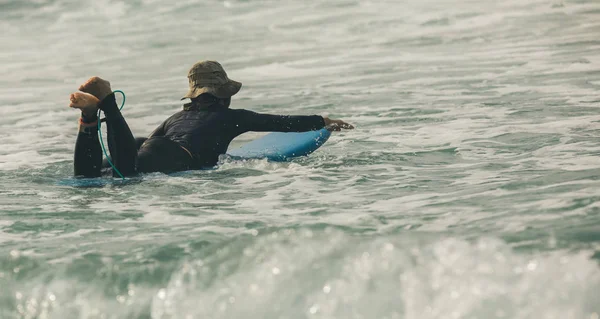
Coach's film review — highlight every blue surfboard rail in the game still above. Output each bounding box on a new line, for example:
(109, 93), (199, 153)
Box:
(227, 128), (331, 161)
(57, 177), (142, 188)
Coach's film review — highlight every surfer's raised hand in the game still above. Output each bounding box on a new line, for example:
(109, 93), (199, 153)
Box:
(78, 76), (112, 101)
(323, 117), (354, 131)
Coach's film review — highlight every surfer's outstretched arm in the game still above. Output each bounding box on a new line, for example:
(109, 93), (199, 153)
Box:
(232, 110), (353, 133)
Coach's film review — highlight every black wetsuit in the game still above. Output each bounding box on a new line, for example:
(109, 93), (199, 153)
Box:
(73, 93), (326, 177)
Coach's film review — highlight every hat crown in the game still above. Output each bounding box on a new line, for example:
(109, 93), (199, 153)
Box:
(188, 60), (229, 86)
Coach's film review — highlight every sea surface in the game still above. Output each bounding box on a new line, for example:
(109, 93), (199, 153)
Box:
(1, 0), (600, 318)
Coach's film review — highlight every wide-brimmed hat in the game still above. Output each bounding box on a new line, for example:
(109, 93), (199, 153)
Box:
(181, 60), (242, 100)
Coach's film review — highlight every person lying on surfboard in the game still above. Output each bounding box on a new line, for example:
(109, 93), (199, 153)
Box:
(69, 60), (354, 177)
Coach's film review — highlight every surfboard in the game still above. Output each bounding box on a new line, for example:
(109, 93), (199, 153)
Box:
(59, 128), (331, 187)
(56, 177), (142, 188)
(227, 128), (331, 161)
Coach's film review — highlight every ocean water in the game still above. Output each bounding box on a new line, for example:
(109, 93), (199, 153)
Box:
(1, 0), (600, 318)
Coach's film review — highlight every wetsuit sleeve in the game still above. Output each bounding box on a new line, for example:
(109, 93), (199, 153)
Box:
(234, 109), (325, 133)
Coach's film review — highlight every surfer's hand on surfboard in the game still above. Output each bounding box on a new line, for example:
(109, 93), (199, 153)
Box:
(78, 76), (112, 101)
(323, 117), (354, 131)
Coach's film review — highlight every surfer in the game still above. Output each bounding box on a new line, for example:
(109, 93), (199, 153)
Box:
(69, 60), (354, 177)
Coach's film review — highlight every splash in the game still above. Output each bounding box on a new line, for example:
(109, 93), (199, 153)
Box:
(152, 230), (599, 319)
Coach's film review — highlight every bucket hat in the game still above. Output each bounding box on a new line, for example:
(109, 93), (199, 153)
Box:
(182, 60), (242, 100)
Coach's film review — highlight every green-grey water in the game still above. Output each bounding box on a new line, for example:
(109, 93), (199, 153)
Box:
(1, 0), (600, 318)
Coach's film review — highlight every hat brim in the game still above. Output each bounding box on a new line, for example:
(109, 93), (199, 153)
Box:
(182, 79), (242, 100)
